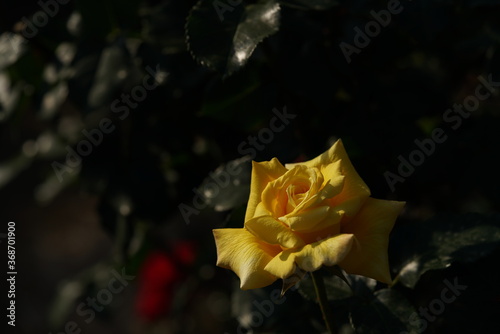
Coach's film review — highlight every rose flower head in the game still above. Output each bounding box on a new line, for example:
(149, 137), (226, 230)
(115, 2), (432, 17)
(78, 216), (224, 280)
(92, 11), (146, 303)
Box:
(213, 139), (405, 290)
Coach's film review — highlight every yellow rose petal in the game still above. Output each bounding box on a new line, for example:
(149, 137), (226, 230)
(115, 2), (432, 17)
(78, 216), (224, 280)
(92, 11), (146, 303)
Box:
(245, 158), (288, 222)
(318, 160), (346, 199)
(291, 168), (345, 213)
(254, 202), (270, 217)
(295, 216), (342, 244)
(213, 228), (281, 289)
(264, 233), (354, 278)
(338, 198), (405, 284)
(262, 165), (322, 217)
(280, 205), (333, 231)
(215, 138), (404, 291)
(264, 251), (297, 279)
(245, 215), (305, 249)
(287, 139), (371, 218)
(295, 233), (354, 272)
(286, 139), (356, 172)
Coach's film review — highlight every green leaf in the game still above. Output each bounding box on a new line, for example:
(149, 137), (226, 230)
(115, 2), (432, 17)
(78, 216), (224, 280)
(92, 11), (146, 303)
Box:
(186, 0), (281, 78)
(395, 213), (500, 288)
(325, 265), (351, 288)
(198, 156), (251, 212)
(350, 289), (419, 334)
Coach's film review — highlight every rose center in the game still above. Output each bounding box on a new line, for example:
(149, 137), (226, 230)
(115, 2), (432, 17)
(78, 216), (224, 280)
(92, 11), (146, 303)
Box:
(285, 183), (309, 213)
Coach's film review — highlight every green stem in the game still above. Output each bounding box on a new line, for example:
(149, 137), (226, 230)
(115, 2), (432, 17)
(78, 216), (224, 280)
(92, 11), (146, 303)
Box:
(311, 271), (335, 334)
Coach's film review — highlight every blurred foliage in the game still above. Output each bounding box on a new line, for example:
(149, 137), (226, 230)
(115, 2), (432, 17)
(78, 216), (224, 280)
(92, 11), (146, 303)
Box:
(1, 0), (500, 333)
(392, 213), (500, 288)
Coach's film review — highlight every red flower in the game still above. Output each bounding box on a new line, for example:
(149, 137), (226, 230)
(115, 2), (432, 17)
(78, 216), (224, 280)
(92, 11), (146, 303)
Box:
(135, 241), (196, 321)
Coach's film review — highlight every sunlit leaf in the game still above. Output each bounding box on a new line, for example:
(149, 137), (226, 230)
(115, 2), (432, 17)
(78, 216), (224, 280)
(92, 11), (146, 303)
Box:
(40, 82), (69, 119)
(198, 156), (251, 212)
(0, 72), (22, 122)
(0, 33), (26, 71)
(186, 0), (281, 77)
(48, 278), (86, 328)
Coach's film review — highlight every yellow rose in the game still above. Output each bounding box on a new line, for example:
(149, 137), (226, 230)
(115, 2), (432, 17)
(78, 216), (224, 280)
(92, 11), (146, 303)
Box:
(213, 139), (405, 290)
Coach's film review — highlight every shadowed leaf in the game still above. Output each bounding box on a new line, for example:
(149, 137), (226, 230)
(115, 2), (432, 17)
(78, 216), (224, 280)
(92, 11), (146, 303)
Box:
(350, 289), (419, 334)
(394, 213), (500, 288)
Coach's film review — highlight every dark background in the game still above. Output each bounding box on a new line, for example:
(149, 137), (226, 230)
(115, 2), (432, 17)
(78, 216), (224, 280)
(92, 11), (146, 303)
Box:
(1, 0), (500, 333)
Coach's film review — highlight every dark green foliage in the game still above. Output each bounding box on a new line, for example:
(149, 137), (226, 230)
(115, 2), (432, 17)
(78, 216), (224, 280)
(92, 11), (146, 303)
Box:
(1, 0), (500, 333)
